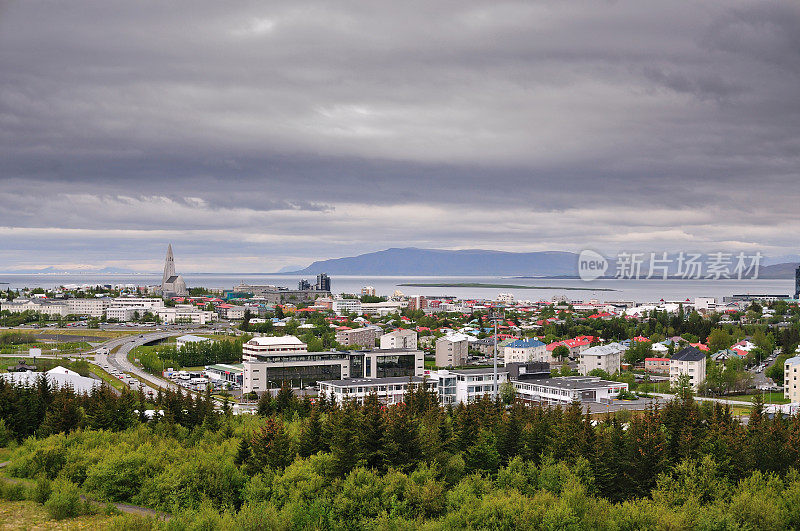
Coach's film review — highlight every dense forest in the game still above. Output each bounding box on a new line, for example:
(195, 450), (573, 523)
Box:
(3, 378), (800, 528)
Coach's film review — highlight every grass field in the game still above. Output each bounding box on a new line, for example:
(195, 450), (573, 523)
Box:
(725, 391), (789, 404)
(8, 329), (139, 339)
(86, 363), (125, 391)
(0, 500), (125, 530)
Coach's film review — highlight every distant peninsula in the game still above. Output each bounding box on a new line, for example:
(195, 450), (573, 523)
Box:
(397, 282), (616, 291)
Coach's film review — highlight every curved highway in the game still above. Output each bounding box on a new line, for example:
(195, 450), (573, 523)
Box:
(94, 331), (203, 395)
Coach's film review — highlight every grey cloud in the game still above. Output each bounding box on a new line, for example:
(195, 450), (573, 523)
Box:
(0, 0), (798, 270)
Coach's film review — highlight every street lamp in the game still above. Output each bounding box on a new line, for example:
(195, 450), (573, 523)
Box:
(488, 306), (505, 399)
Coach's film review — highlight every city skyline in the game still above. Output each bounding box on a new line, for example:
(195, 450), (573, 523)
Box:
(1, 1), (798, 272)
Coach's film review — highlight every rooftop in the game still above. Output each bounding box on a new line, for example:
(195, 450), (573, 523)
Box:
(320, 376), (430, 387)
(507, 338), (545, 348)
(517, 376), (625, 390)
(672, 346), (706, 362)
(246, 335), (306, 347)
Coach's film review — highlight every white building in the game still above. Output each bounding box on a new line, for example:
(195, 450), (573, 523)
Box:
(361, 301), (404, 316)
(694, 297), (717, 312)
(435, 333), (469, 368)
(112, 297), (165, 310)
(0, 299), (69, 317)
(156, 306), (214, 324)
(0, 366), (101, 394)
(578, 342), (624, 375)
(785, 356), (800, 403)
(428, 367), (509, 405)
(380, 329), (418, 350)
(106, 306), (146, 322)
(670, 346), (707, 391)
(513, 376), (629, 405)
(176, 334), (213, 349)
(319, 376), (435, 405)
(332, 298), (362, 316)
(224, 306), (247, 320)
(66, 298), (110, 317)
(503, 338), (547, 365)
(361, 286), (376, 297)
(242, 335), (307, 361)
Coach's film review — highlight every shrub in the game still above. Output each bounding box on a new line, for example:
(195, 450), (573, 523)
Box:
(45, 479), (83, 520)
(0, 481), (28, 501)
(33, 474), (52, 504)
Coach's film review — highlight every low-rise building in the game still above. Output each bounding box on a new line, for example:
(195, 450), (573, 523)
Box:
(578, 342), (624, 375)
(380, 329), (418, 350)
(319, 376), (436, 405)
(513, 376), (629, 406)
(106, 306), (147, 322)
(785, 356), (800, 403)
(66, 298), (110, 317)
(0, 299), (69, 317)
(435, 333), (469, 368)
(503, 338), (547, 365)
(669, 346), (707, 391)
(176, 334), (213, 349)
(644, 357), (670, 375)
(156, 306), (215, 324)
(336, 326), (379, 348)
(205, 363), (244, 387)
(242, 335), (307, 361)
(332, 298), (362, 316)
(428, 367), (509, 405)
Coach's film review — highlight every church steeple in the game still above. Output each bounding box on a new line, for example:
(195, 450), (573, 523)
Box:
(162, 244), (176, 285)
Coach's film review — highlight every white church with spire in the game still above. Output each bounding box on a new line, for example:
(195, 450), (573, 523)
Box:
(161, 244), (188, 297)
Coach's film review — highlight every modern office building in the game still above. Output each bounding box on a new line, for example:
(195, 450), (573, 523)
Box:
(796, 265), (800, 301)
(234, 283), (330, 305)
(316, 273), (331, 292)
(242, 336), (423, 394)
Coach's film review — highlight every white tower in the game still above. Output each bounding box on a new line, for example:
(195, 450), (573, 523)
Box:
(162, 244), (176, 286)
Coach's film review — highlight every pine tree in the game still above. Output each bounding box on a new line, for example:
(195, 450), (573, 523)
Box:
(250, 417), (292, 471)
(383, 403), (420, 473)
(234, 438), (252, 467)
(361, 392), (386, 470)
(299, 406), (326, 457)
(330, 403), (362, 476)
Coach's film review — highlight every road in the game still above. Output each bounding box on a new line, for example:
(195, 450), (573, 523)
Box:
(651, 392), (757, 407)
(94, 331), (196, 396)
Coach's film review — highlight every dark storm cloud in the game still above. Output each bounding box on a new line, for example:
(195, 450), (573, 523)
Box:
(0, 0), (798, 270)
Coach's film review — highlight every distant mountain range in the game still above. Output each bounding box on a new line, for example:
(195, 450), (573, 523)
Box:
(286, 247), (800, 279)
(288, 248), (583, 276)
(0, 266), (139, 275)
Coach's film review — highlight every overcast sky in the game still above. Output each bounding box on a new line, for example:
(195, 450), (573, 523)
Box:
(1, 0), (798, 272)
